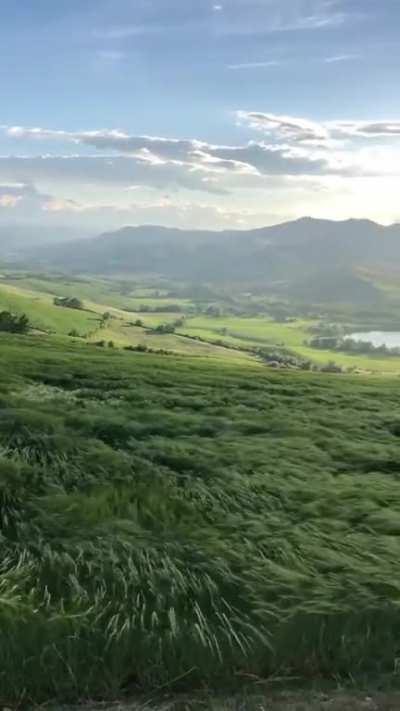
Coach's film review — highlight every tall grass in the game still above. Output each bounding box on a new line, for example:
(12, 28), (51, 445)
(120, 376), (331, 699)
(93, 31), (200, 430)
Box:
(0, 334), (400, 702)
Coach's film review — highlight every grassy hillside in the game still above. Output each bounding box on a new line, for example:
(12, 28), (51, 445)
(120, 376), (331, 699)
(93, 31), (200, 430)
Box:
(0, 279), (256, 364)
(3, 272), (400, 373)
(2, 334), (400, 702)
(0, 283), (99, 335)
(1, 273), (195, 313)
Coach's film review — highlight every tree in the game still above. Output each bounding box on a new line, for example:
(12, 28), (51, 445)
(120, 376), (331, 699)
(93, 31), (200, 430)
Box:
(153, 323), (176, 335)
(54, 296), (84, 310)
(99, 312), (112, 329)
(310, 336), (338, 350)
(0, 311), (30, 334)
(206, 305), (222, 317)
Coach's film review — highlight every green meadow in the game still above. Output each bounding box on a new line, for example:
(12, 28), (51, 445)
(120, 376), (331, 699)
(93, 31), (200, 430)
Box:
(0, 279), (254, 362)
(179, 315), (400, 374)
(1, 271), (400, 702)
(3, 271), (400, 373)
(1, 329), (400, 702)
(0, 283), (99, 335)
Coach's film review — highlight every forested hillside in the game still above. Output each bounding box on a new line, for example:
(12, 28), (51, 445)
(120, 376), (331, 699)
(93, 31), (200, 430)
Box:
(21, 219), (400, 296)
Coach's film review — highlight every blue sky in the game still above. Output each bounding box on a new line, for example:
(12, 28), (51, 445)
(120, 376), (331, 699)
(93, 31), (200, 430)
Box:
(0, 0), (400, 232)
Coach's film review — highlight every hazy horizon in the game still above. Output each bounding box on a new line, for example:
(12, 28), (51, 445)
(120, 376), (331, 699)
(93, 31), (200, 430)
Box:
(1, 214), (398, 251)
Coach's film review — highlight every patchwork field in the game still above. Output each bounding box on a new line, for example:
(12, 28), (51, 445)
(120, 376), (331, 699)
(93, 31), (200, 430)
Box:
(3, 272), (400, 373)
(0, 279), (256, 363)
(179, 316), (400, 374)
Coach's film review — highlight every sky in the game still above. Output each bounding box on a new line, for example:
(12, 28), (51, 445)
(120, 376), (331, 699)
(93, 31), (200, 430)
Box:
(1, 0), (400, 233)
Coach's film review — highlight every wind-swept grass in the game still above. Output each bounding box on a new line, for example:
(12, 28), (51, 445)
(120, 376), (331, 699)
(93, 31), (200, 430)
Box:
(1, 334), (400, 702)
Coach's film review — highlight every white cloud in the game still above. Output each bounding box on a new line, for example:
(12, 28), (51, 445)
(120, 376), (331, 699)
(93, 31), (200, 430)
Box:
(324, 53), (360, 63)
(206, 141), (338, 175)
(212, 0), (351, 37)
(93, 25), (161, 39)
(91, 0), (350, 40)
(0, 178), (286, 231)
(0, 155), (230, 195)
(3, 124), (345, 181)
(0, 182), (59, 220)
(238, 111), (400, 144)
(3, 107), (400, 232)
(227, 61), (281, 70)
(331, 120), (400, 137)
(237, 111), (330, 143)
(273, 12), (345, 32)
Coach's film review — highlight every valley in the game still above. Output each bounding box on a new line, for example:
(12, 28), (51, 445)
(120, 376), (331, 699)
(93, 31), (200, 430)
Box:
(2, 260), (400, 374)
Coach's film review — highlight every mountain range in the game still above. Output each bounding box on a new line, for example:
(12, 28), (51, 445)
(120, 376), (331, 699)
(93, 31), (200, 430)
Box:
(5, 217), (400, 302)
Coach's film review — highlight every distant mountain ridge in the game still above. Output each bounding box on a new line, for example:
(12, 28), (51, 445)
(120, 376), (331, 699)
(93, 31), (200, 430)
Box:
(13, 217), (400, 301)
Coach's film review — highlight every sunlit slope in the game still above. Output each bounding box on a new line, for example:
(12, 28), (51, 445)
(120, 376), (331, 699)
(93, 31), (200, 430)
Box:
(0, 281), (257, 363)
(1, 273), (194, 312)
(0, 283), (99, 335)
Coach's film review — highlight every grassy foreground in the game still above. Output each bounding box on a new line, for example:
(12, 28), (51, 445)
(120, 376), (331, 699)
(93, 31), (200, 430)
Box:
(52, 692), (400, 710)
(1, 334), (400, 703)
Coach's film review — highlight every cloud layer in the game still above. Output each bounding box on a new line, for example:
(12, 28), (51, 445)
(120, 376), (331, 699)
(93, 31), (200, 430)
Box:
(238, 111), (400, 143)
(1, 119), (369, 191)
(2, 107), (400, 230)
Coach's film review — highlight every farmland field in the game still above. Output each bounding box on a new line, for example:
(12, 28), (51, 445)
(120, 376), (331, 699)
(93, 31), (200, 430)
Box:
(0, 278), (256, 362)
(3, 272), (400, 373)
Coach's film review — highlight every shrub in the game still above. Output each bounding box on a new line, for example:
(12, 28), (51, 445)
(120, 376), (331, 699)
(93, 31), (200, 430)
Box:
(54, 296), (84, 310)
(0, 311), (30, 334)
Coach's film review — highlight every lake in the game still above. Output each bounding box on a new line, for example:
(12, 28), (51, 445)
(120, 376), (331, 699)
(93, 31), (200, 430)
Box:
(347, 332), (400, 348)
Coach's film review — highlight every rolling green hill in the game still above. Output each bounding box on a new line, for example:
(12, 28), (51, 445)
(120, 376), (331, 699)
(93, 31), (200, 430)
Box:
(2, 274), (400, 373)
(2, 333), (400, 702)
(0, 279), (258, 364)
(0, 282), (99, 335)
